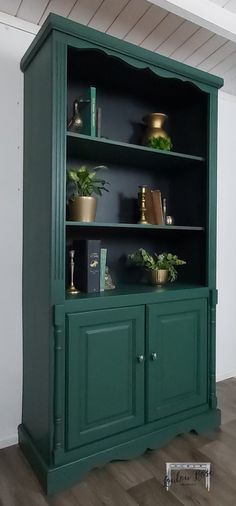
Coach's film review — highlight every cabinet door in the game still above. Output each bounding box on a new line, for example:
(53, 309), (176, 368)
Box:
(66, 306), (145, 450)
(147, 299), (207, 422)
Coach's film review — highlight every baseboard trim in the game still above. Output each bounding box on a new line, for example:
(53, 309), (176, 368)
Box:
(216, 371), (236, 382)
(0, 434), (18, 449)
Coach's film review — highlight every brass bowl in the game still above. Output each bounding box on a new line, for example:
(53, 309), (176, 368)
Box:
(150, 269), (169, 286)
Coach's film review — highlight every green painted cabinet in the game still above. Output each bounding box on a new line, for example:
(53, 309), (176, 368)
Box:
(19, 12), (223, 495)
(146, 299), (207, 422)
(66, 299), (208, 450)
(66, 306), (145, 449)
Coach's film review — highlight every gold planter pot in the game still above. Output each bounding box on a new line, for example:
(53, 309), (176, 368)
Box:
(150, 269), (169, 286)
(69, 196), (97, 222)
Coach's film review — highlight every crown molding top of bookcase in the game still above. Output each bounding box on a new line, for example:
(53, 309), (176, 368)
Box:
(67, 132), (205, 170)
(20, 14), (223, 93)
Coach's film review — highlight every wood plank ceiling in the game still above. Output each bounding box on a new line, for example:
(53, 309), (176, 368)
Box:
(1, 0), (236, 94)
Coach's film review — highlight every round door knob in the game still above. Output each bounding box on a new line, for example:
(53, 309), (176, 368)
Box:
(137, 354), (144, 363)
(151, 352), (157, 361)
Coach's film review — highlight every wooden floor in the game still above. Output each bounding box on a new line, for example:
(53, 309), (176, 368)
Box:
(1, 378), (236, 506)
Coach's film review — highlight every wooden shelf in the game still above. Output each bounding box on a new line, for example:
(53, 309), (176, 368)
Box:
(67, 132), (205, 169)
(65, 284), (209, 312)
(66, 282), (207, 299)
(66, 221), (204, 231)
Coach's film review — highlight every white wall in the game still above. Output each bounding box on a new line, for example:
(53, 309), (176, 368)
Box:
(0, 17), (35, 449)
(0, 14), (235, 448)
(216, 91), (236, 381)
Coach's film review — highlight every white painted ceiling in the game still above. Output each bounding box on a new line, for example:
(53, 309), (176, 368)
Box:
(211, 0), (236, 12)
(1, 0), (236, 93)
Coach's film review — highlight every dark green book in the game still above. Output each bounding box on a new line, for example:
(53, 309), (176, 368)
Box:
(80, 86), (96, 137)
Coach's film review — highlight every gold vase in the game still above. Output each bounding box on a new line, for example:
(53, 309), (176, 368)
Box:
(69, 196), (97, 222)
(142, 113), (168, 145)
(150, 269), (169, 286)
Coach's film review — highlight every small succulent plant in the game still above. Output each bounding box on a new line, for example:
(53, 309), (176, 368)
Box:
(147, 136), (173, 151)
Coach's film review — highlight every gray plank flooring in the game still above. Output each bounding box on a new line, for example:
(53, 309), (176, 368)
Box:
(1, 378), (236, 505)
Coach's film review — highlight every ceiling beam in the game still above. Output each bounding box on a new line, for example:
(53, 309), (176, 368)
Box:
(0, 11), (39, 34)
(147, 0), (236, 43)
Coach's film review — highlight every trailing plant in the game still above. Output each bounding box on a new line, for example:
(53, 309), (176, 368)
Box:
(147, 136), (173, 151)
(128, 248), (186, 282)
(67, 165), (109, 200)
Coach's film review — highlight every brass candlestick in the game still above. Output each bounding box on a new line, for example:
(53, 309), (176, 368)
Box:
(67, 249), (79, 294)
(163, 197), (167, 224)
(138, 185), (149, 224)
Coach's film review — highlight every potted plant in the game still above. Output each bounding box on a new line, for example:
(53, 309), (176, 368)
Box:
(67, 165), (109, 222)
(128, 248), (186, 286)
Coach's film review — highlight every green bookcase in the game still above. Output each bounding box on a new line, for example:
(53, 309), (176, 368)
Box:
(19, 13), (223, 495)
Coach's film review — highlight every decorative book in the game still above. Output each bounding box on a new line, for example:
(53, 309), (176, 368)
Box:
(80, 86), (96, 137)
(142, 187), (164, 225)
(144, 188), (156, 224)
(74, 239), (101, 293)
(96, 106), (102, 137)
(100, 248), (107, 291)
(151, 189), (164, 225)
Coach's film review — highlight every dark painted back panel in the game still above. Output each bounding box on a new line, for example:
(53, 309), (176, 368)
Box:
(67, 49), (207, 157)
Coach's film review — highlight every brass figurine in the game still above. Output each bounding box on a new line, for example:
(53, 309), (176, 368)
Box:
(67, 249), (79, 294)
(68, 97), (90, 132)
(138, 185), (149, 224)
(166, 215), (174, 225)
(104, 266), (116, 290)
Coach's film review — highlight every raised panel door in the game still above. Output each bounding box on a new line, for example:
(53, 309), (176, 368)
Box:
(147, 299), (208, 422)
(66, 306), (145, 449)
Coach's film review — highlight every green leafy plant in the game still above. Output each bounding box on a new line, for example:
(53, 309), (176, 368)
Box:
(147, 136), (173, 151)
(128, 248), (186, 282)
(67, 165), (109, 200)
